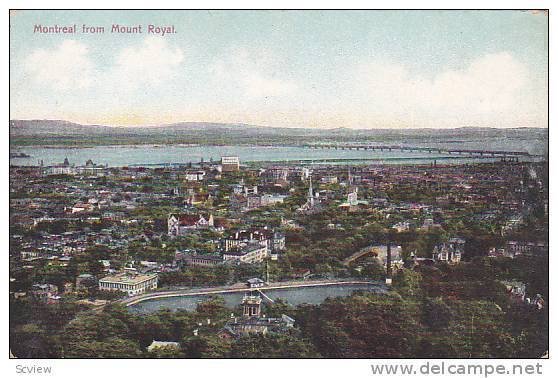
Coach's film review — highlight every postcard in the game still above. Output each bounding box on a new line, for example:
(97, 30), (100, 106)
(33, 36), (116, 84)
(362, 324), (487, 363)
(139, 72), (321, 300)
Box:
(7, 7), (550, 376)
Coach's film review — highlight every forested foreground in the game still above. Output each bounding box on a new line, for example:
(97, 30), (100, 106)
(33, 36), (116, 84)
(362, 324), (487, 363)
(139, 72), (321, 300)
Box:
(10, 256), (548, 359)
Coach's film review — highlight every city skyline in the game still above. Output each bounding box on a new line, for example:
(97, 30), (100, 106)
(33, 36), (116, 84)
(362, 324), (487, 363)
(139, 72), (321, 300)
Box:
(10, 10), (548, 129)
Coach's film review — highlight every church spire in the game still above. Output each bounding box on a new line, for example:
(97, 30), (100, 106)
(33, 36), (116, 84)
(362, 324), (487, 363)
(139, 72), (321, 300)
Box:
(308, 174), (314, 207)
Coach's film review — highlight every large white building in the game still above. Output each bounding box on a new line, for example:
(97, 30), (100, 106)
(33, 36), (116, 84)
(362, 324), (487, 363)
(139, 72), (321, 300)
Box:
(223, 243), (269, 264)
(221, 156), (240, 172)
(98, 272), (158, 296)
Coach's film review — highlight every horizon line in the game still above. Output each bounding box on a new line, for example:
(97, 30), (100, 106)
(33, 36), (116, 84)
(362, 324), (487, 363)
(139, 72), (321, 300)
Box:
(10, 118), (549, 131)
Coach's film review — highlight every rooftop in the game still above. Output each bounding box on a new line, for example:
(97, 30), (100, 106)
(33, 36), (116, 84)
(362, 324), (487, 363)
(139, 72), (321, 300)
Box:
(99, 272), (157, 285)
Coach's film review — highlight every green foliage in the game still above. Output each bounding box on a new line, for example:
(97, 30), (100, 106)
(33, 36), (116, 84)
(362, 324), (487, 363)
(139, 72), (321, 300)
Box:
(64, 338), (142, 358)
(229, 333), (320, 358)
(148, 345), (184, 358)
(182, 335), (231, 358)
(393, 268), (423, 297)
(422, 298), (453, 329)
(296, 292), (419, 358)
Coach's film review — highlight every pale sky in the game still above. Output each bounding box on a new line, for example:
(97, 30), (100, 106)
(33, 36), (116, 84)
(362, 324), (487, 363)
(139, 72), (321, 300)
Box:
(9, 10), (548, 128)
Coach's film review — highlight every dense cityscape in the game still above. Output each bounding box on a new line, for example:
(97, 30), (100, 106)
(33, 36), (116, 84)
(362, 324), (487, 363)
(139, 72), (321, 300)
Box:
(9, 153), (548, 358)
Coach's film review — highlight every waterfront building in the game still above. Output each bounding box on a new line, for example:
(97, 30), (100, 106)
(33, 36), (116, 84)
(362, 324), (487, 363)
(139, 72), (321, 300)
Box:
(76, 159), (106, 176)
(45, 158), (77, 175)
(98, 271), (158, 296)
(221, 156), (240, 172)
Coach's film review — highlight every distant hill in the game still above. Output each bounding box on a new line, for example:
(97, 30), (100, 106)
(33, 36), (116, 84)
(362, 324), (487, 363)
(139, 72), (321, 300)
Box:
(9, 119), (548, 148)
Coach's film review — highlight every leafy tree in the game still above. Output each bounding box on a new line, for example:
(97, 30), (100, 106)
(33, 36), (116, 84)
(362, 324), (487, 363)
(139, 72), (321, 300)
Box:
(230, 333), (320, 358)
(422, 298), (453, 329)
(182, 335), (231, 358)
(148, 345), (184, 358)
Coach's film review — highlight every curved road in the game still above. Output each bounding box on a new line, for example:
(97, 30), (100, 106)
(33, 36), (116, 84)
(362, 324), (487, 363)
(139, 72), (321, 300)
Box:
(120, 278), (384, 307)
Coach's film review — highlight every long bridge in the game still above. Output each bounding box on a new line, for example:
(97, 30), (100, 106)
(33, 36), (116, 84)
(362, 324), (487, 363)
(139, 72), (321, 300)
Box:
(302, 143), (536, 158)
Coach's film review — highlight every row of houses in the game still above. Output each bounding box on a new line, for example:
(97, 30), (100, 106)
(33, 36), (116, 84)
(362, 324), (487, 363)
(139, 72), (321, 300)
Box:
(489, 240), (549, 258)
(174, 226), (286, 266)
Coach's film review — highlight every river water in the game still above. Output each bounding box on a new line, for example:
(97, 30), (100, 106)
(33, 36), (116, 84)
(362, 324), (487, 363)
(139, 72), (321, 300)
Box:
(9, 143), (545, 167)
(127, 282), (387, 314)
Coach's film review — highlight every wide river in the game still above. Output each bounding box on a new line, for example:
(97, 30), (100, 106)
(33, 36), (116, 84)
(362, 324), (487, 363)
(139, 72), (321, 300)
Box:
(9, 143), (545, 167)
(127, 282), (387, 314)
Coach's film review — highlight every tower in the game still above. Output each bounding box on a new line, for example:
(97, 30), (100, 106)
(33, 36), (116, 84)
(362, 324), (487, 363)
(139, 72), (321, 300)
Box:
(242, 293), (262, 318)
(307, 175), (315, 207)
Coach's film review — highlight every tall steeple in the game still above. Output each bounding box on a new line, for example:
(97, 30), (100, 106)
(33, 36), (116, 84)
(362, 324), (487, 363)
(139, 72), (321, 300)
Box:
(308, 174), (314, 207)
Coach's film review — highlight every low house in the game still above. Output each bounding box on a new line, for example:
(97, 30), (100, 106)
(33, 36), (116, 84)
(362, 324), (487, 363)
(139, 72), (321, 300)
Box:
(185, 192), (212, 206)
(71, 202), (95, 214)
(232, 185), (258, 196)
(76, 273), (97, 291)
(30, 284), (59, 303)
(168, 213), (214, 236)
(177, 252), (223, 267)
(184, 170), (205, 181)
(260, 194), (286, 206)
(432, 238), (465, 263)
(505, 241), (548, 258)
(291, 269), (311, 280)
(147, 341), (180, 352)
(247, 278), (265, 288)
(502, 280), (526, 302)
(320, 176), (338, 184)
